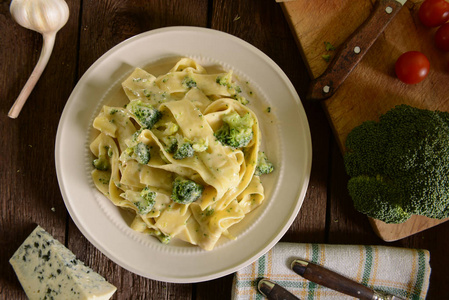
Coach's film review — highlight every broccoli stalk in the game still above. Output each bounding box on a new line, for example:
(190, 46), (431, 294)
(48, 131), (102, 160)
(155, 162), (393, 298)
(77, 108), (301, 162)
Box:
(171, 177), (203, 204)
(344, 104), (449, 223)
(215, 111), (254, 149)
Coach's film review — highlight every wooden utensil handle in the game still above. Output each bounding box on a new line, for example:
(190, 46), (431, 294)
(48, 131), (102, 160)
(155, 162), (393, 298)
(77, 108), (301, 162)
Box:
(292, 260), (375, 300)
(307, 0), (405, 101)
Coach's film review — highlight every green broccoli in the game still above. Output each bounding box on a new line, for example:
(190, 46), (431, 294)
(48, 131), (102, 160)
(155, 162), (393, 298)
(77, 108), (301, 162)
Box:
(344, 104), (449, 223)
(163, 134), (194, 160)
(182, 76), (197, 89)
(171, 177), (203, 204)
(255, 151), (274, 176)
(215, 111), (254, 148)
(173, 142), (194, 160)
(93, 155), (110, 171)
(127, 100), (162, 129)
(134, 142), (151, 164)
(148, 228), (171, 244)
(121, 187), (156, 215)
(93, 146), (111, 171)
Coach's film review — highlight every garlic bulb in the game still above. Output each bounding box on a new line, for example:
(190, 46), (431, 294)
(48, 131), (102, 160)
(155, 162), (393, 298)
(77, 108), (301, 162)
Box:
(8, 0), (69, 118)
(10, 0), (69, 34)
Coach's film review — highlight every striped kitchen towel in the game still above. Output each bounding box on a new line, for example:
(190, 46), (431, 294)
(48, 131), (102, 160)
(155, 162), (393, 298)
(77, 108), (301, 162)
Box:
(232, 243), (431, 300)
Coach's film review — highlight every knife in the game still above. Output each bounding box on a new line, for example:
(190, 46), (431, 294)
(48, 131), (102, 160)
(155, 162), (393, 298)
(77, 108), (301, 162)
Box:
(307, 0), (407, 101)
(291, 259), (405, 300)
(258, 278), (300, 300)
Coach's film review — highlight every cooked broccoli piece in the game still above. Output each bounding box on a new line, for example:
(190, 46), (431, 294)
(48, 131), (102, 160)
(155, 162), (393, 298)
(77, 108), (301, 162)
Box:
(163, 134), (194, 160)
(173, 142), (194, 160)
(255, 151), (274, 176)
(216, 73), (232, 86)
(182, 76), (197, 89)
(121, 187), (156, 215)
(171, 177), (203, 204)
(156, 232), (171, 244)
(192, 138), (208, 152)
(164, 135), (178, 154)
(127, 100), (162, 129)
(344, 104), (449, 223)
(215, 111), (254, 148)
(93, 146), (111, 171)
(148, 229), (171, 244)
(134, 142), (151, 164)
(92, 155), (110, 171)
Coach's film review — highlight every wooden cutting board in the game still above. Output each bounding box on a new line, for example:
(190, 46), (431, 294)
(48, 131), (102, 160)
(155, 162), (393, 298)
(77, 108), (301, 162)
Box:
(279, 0), (449, 241)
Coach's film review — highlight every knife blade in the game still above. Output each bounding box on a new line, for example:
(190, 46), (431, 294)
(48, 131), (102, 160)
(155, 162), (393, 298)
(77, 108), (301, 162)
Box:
(291, 259), (405, 300)
(258, 278), (301, 300)
(307, 0), (407, 101)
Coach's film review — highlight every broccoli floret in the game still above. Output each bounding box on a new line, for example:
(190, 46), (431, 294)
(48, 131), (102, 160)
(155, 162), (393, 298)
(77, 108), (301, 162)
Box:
(182, 76), (197, 89)
(347, 175), (411, 223)
(127, 100), (162, 129)
(121, 187), (156, 215)
(344, 104), (449, 223)
(93, 155), (110, 171)
(171, 177), (203, 204)
(164, 135), (178, 154)
(163, 134), (194, 160)
(93, 146), (111, 170)
(148, 229), (171, 244)
(216, 73), (232, 86)
(173, 142), (194, 160)
(134, 142), (151, 164)
(255, 151), (274, 176)
(215, 112), (254, 148)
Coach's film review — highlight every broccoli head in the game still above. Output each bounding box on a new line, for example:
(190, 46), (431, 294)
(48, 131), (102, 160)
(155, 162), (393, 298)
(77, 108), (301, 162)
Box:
(93, 155), (110, 171)
(255, 151), (274, 176)
(121, 187), (156, 215)
(344, 104), (449, 223)
(215, 111), (254, 148)
(93, 146), (112, 171)
(134, 142), (151, 164)
(163, 134), (195, 160)
(173, 142), (194, 160)
(127, 100), (162, 129)
(171, 177), (203, 204)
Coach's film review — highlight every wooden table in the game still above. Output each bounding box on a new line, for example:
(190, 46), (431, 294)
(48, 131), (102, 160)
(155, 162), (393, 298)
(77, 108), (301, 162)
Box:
(1, 0), (448, 299)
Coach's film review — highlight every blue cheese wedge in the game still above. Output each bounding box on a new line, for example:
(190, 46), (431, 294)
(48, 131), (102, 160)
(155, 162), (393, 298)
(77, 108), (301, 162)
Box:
(10, 225), (117, 300)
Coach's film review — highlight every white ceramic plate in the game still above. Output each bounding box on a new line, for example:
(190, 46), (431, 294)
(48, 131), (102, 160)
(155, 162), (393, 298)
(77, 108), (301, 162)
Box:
(55, 26), (311, 283)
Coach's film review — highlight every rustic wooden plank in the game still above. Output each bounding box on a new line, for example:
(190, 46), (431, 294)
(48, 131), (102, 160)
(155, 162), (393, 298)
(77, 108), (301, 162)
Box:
(0, 0), (81, 298)
(68, 1), (209, 299)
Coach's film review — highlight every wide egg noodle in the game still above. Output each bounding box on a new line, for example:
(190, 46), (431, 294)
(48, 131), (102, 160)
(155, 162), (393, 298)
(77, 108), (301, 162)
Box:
(90, 58), (268, 251)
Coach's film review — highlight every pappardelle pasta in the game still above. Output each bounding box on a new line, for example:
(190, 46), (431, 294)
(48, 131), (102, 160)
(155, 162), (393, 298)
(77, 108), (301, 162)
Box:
(90, 58), (274, 251)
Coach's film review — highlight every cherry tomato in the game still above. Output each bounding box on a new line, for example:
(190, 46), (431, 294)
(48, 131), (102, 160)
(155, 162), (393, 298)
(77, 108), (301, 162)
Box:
(395, 51), (430, 84)
(419, 0), (449, 27)
(435, 23), (449, 51)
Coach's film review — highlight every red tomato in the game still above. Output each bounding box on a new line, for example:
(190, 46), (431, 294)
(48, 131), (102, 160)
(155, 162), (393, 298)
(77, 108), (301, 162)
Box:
(419, 0), (449, 27)
(435, 23), (449, 51)
(395, 51), (430, 84)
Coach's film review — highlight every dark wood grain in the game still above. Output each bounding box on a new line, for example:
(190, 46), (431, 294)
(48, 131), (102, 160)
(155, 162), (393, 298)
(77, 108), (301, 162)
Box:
(1, 0), (447, 299)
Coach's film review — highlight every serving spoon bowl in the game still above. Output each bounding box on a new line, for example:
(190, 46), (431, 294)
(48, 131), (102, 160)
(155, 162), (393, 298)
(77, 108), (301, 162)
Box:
(8, 0), (69, 119)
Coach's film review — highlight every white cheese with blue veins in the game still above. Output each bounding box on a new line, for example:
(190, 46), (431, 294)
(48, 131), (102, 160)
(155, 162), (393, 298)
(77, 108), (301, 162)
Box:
(9, 225), (117, 300)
